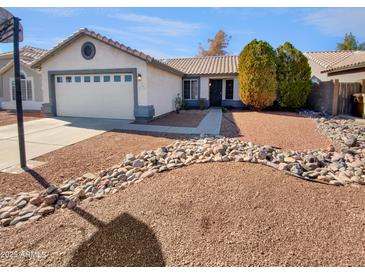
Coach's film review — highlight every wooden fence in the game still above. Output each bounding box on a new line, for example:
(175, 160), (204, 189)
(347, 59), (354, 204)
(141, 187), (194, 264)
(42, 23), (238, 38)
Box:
(309, 79), (364, 116)
(332, 80), (362, 115)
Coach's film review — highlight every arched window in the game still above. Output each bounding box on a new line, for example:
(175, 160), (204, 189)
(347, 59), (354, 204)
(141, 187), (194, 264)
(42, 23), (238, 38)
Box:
(11, 71), (33, 101)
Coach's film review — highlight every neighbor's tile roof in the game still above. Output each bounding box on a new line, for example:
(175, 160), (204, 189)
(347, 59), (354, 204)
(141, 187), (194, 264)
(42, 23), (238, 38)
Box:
(303, 51), (354, 69)
(161, 55), (239, 75)
(0, 46), (47, 64)
(31, 28), (183, 76)
(321, 51), (365, 73)
(20, 46), (47, 65)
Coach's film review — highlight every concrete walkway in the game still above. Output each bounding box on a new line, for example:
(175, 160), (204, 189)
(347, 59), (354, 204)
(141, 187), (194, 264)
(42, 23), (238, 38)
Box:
(0, 108), (222, 171)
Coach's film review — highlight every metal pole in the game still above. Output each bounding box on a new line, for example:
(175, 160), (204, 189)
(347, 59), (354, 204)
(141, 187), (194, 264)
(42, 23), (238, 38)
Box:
(13, 17), (26, 168)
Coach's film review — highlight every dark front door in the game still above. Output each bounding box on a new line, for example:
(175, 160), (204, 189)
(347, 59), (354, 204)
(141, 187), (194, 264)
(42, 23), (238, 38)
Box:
(209, 79), (222, 107)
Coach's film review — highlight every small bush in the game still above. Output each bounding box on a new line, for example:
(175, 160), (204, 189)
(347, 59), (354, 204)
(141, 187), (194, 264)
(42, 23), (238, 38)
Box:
(276, 42), (312, 109)
(198, 98), (208, 110)
(174, 93), (183, 113)
(238, 39), (277, 110)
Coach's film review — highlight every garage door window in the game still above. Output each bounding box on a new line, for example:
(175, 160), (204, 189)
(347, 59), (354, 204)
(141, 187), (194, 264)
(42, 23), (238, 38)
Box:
(94, 76), (100, 82)
(103, 75), (110, 82)
(75, 76), (81, 83)
(66, 76), (72, 83)
(114, 75), (121, 82)
(84, 76), (91, 83)
(124, 75), (132, 82)
(56, 76), (63, 83)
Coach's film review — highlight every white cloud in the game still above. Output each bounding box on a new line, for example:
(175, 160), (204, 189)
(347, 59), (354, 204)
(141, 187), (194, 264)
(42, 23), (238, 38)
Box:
(304, 8), (365, 38)
(32, 8), (81, 17)
(109, 13), (202, 36)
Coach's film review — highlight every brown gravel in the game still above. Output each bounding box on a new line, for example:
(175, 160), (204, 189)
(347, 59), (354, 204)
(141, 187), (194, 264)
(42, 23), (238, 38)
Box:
(0, 111), (45, 127)
(1, 162), (365, 266)
(0, 131), (181, 196)
(220, 110), (332, 151)
(143, 109), (208, 127)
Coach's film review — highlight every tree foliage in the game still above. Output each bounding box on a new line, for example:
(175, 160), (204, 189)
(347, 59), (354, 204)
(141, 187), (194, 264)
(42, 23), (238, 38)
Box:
(276, 42), (312, 109)
(198, 30), (231, 56)
(336, 32), (365, 50)
(238, 39), (277, 110)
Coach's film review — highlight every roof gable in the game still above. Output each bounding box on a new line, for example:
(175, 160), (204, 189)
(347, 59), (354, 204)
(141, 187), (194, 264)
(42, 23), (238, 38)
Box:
(31, 28), (183, 76)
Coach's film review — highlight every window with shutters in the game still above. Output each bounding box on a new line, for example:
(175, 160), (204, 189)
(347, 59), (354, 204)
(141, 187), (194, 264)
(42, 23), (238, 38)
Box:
(11, 78), (33, 101)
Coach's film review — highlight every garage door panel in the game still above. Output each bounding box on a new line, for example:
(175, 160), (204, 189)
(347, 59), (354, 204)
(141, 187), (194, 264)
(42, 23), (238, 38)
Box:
(55, 74), (134, 119)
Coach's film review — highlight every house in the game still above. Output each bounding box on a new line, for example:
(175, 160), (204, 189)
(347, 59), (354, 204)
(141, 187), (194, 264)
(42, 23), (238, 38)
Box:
(304, 51), (365, 83)
(161, 56), (243, 109)
(8, 28), (362, 121)
(305, 51), (365, 116)
(31, 28), (244, 121)
(0, 46), (47, 111)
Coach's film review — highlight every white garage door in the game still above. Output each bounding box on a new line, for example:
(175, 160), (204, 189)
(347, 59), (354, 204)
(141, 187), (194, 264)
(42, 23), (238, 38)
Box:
(55, 73), (134, 119)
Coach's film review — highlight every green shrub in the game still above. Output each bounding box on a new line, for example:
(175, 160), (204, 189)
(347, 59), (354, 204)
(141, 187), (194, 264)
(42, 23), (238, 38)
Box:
(198, 98), (208, 110)
(276, 42), (312, 109)
(238, 39), (277, 110)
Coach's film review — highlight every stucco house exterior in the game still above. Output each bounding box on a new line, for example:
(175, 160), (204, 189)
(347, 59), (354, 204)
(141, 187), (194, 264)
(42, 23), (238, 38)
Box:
(304, 50), (365, 84)
(5, 28), (363, 121)
(30, 28), (243, 121)
(0, 46), (46, 111)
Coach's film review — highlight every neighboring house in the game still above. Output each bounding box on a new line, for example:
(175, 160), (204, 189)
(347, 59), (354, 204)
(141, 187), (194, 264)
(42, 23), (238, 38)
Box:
(0, 46), (47, 111)
(304, 51), (365, 83)
(31, 28), (243, 121)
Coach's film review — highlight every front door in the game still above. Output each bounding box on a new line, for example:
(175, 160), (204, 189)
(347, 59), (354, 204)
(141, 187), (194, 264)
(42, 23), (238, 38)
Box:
(209, 79), (222, 107)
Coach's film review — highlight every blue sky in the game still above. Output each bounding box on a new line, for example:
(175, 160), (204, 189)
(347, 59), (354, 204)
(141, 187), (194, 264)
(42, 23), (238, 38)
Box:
(1, 7), (365, 58)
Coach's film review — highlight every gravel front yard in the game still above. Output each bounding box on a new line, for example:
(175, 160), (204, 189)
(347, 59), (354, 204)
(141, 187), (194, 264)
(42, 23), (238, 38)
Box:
(143, 109), (208, 127)
(220, 111), (332, 151)
(1, 162), (364, 267)
(0, 111), (45, 127)
(0, 131), (181, 196)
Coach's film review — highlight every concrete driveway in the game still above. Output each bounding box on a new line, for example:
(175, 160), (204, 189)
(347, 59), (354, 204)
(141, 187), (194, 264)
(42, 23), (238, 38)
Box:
(0, 109), (222, 172)
(0, 117), (132, 171)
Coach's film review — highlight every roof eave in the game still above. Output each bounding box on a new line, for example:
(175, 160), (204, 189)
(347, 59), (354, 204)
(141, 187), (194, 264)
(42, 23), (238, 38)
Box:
(322, 62), (365, 74)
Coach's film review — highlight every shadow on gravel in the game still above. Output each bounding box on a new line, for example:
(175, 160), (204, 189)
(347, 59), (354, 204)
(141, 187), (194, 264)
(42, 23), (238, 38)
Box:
(220, 111), (241, 138)
(68, 208), (165, 267)
(26, 169), (51, 189)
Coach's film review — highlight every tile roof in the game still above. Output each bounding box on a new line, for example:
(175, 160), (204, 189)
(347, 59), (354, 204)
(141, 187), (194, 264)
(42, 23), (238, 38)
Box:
(161, 55), (238, 75)
(20, 46), (47, 65)
(321, 51), (365, 73)
(31, 28), (183, 76)
(0, 46), (47, 65)
(303, 51), (354, 69)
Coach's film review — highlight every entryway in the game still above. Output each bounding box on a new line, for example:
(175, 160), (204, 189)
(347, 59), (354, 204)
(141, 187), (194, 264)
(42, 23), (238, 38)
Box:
(209, 79), (223, 107)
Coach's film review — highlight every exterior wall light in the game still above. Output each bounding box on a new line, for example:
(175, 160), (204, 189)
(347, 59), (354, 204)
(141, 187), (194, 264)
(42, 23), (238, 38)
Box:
(138, 73), (142, 81)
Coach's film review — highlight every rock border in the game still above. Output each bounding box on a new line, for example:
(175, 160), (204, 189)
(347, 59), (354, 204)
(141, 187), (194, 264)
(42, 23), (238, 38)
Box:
(1, 113), (364, 228)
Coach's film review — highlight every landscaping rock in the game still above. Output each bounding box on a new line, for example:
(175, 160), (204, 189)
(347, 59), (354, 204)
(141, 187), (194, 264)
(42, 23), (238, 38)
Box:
(2, 116), (364, 228)
(44, 194), (58, 206)
(38, 206), (55, 215)
(46, 185), (58, 194)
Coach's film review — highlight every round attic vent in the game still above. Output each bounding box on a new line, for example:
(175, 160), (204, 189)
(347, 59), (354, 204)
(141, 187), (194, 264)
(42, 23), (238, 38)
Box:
(81, 41), (96, 60)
